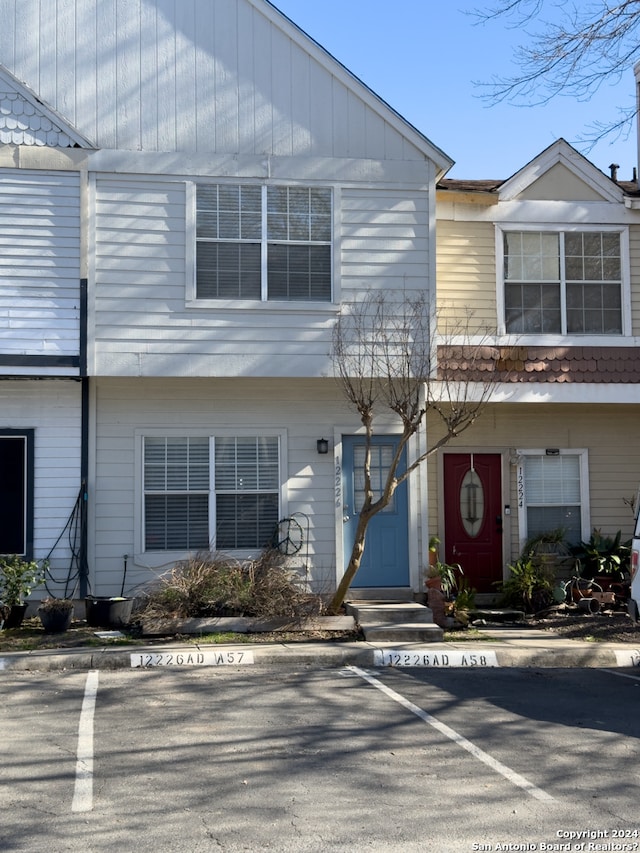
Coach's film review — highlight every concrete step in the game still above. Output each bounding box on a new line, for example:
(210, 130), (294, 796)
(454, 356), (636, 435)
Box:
(363, 623), (444, 642)
(345, 601), (434, 626)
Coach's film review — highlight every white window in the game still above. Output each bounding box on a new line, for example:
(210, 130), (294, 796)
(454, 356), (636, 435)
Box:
(194, 184), (332, 302)
(143, 436), (280, 552)
(503, 230), (623, 334)
(517, 450), (589, 546)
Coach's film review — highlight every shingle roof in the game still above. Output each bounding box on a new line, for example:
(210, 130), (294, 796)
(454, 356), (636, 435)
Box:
(437, 177), (640, 197)
(437, 346), (640, 383)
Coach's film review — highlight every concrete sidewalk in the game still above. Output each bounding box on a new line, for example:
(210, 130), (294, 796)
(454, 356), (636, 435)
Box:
(1, 626), (640, 672)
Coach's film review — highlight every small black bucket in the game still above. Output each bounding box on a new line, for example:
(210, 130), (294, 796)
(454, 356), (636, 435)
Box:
(85, 596), (133, 628)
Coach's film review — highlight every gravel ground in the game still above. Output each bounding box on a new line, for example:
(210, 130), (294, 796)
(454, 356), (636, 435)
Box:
(523, 607), (640, 643)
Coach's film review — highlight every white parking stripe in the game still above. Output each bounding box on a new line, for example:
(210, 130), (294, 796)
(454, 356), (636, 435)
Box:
(603, 668), (640, 682)
(71, 670), (100, 813)
(349, 666), (554, 802)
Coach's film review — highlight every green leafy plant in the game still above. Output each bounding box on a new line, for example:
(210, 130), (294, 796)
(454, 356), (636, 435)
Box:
(499, 555), (553, 613)
(454, 581), (476, 612)
(571, 529), (631, 579)
(427, 559), (463, 597)
(0, 555), (45, 606)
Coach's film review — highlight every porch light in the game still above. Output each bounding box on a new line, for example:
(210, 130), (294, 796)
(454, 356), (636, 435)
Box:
(317, 438), (329, 454)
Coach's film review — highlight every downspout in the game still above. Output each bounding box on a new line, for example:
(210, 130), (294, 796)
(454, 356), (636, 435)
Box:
(79, 276), (89, 598)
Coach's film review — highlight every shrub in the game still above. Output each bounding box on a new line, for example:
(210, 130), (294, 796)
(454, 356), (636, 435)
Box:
(498, 555), (553, 613)
(138, 549), (324, 622)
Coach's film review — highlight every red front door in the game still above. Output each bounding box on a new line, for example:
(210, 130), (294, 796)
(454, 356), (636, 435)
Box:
(443, 453), (503, 593)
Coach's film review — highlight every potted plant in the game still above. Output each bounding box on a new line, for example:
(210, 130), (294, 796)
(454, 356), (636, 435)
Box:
(453, 581), (476, 626)
(37, 597), (74, 633)
(571, 529), (631, 582)
(0, 555), (45, 629)
(425, 559), (462, 597)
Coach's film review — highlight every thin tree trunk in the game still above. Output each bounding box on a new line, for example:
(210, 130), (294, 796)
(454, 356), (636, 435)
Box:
(328, 507), (374, 614)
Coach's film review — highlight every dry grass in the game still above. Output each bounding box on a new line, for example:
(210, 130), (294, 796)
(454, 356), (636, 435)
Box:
(137, 549), (325, 623)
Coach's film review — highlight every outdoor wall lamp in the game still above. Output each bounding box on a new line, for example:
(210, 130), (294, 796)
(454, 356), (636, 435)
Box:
(316, 438), (329, 454)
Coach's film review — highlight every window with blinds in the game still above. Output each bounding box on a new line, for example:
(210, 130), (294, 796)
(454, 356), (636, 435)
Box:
(214, 437), (279, 549)
(195, 184), (332, 302)
(523, 454), (582, 543)
(144, 437), (210, 551)
(503, 230), (622, 334)
(143, 435), (280, 552)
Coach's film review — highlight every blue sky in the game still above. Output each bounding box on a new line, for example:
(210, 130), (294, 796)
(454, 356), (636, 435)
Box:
(272, 0), (638, 181)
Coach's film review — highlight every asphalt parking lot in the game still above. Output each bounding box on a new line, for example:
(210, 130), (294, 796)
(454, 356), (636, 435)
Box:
(2, 664), (640, 852)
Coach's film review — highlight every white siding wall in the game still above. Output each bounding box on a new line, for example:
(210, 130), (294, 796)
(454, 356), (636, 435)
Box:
(0, 169), (81, 358)
(0, 0), (428, 162)
(92, 177), (431, 377)
(91, 376), (367, 597)
(0, 380), (82, 596)
(341, 188), (430, 298)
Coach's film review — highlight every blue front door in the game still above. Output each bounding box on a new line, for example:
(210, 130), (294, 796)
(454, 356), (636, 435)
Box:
(342, 435), (409, 587)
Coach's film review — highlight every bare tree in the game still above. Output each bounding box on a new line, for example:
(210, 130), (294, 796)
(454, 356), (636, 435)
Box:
(328, 292), (502, 614)
(473, 0), (640, 146)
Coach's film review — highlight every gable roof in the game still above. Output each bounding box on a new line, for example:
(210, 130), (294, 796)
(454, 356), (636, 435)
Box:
(262, 0), (453, 175)
(437, 139), (634, 202)
(0, 65), (94, 148)
(0, 0), (453, 172)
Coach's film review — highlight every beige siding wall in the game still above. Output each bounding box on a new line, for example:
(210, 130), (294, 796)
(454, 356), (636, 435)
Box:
(426, 403), (640, 570)
(436, 218), (496, 330)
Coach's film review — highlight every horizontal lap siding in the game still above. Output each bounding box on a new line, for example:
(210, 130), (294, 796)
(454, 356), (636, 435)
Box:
(436, 219), (496, 329)
(96, 180), (430, 377)
(341, 188), (430, 297)
(92, 377), (358, 596)
(0, 170), (81, 357)
(427, 404), (640, 566)
(0, 380), (81, 592)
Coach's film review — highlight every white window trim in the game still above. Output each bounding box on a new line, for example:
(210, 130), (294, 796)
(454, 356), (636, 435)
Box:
(515, 448), (590, 548)
(185, 181), (338, 311)
(134, 428), (288, 568)
(495, 224), (631, 340)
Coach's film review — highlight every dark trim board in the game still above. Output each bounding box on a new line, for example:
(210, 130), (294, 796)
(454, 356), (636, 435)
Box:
(0, 355), (80, 368)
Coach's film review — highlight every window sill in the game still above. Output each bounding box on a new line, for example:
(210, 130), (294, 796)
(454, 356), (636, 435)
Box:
(185, 297), (339, 313)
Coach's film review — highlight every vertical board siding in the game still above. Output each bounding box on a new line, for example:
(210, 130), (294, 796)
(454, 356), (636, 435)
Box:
(0, 0), (426, 160)
(436, 219), (496, 328)
(92, 377), (366, 596)
(0, 170), (81, 356)
(0, 380), (82, 592)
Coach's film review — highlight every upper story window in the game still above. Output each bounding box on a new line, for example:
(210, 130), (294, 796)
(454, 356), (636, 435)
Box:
(503, 230), (623, 335)
(195, 184), (332, 302)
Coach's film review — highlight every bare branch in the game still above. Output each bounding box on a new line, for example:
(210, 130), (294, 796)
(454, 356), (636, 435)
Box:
(328, 294), (503, 612)
(471, 0), (640, 141)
